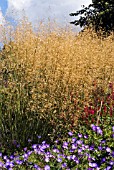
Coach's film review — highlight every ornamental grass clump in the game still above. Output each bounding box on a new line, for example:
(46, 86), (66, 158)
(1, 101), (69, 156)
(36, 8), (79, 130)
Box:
(0, 17), (114, 155)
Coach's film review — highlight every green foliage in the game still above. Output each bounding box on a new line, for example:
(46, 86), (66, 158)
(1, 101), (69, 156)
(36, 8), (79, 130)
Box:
(2, 122), (113, 169)
(70, 0), (114, 36)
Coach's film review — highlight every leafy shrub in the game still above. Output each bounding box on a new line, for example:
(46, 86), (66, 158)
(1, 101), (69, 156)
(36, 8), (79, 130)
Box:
(78, 82), (114, 127)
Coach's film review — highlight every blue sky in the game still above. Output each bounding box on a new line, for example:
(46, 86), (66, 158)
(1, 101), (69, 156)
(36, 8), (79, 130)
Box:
(0, 0), (8, 15)
(0, 0), (92, 28)
(0, 0), (92, 48)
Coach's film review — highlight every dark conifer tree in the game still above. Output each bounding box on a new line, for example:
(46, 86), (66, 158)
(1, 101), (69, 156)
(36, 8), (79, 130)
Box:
(69, 0), (114, 36)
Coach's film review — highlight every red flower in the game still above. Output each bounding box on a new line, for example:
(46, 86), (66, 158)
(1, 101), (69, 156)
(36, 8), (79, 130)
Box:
(89, 109), (95, 114)
(103, 106), (107, 113)
(110, 107), (113, 117)
(109, 82), (113, 89)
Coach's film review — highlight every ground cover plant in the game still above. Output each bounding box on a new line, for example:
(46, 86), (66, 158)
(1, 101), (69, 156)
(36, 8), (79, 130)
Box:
(0, 124), (113, 169)
(0, 18), (114, 169)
